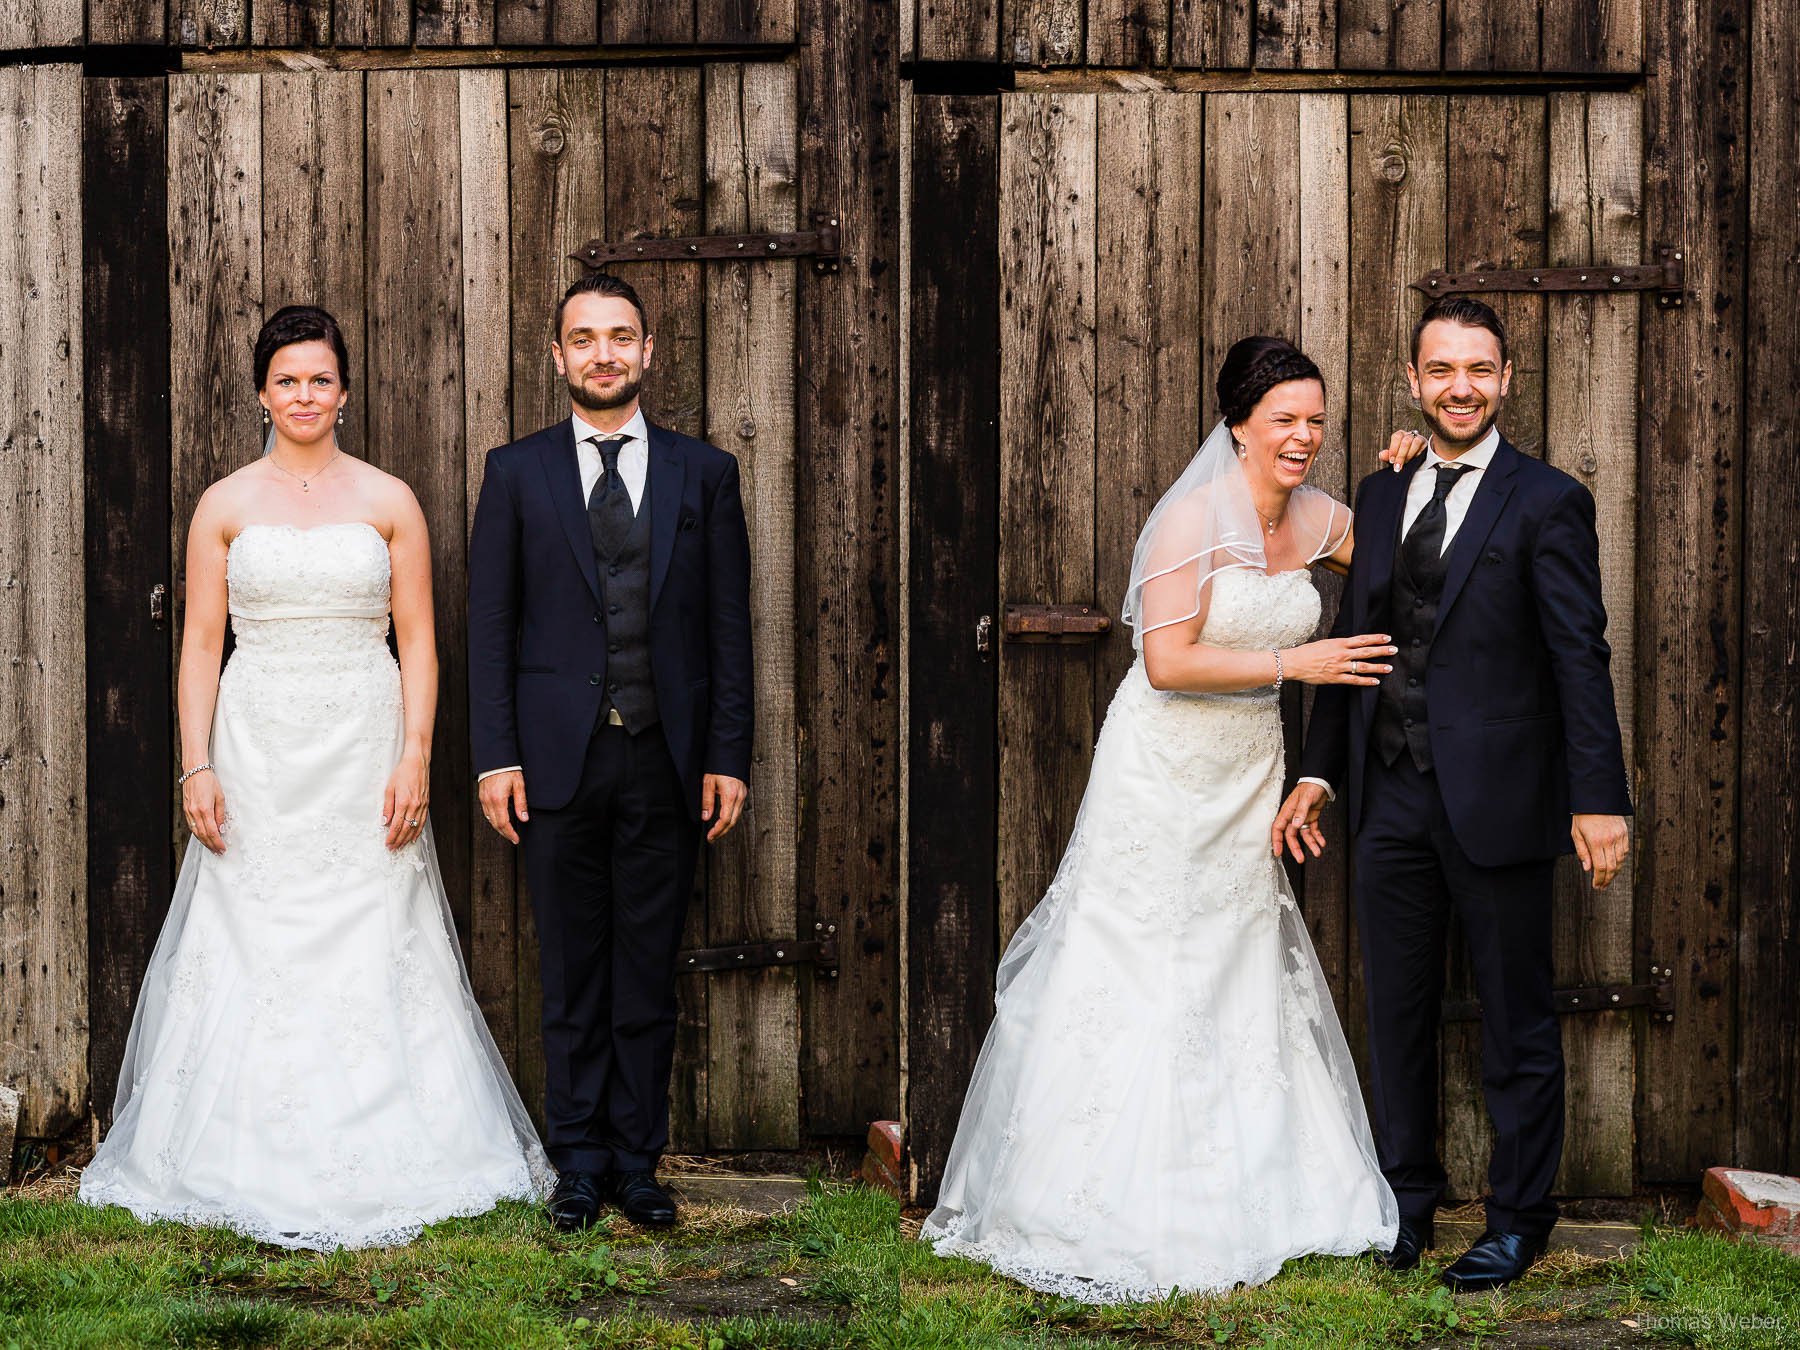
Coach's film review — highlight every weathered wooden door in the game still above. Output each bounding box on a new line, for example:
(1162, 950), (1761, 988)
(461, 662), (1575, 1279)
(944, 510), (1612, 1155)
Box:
(95, 63), (806, 1152)
(909, 88), (1644, 1201)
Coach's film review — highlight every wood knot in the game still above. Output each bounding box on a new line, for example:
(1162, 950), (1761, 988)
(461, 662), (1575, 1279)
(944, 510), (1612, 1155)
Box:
(1378, 146), (1408, 184)
(536, 124), (565, 157)
(737, 416), (757, 440)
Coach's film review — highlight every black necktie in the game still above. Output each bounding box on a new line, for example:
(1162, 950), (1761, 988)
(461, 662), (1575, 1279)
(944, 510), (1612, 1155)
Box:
(588, 435), (629, 506)
(1401, 462), (1474, 576)
(587, 435), (634, 556)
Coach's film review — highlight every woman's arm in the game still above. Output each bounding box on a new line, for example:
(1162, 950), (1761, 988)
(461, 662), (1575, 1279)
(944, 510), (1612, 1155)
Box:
(385, 482), (437, 850)
(177, 487), (233, 854)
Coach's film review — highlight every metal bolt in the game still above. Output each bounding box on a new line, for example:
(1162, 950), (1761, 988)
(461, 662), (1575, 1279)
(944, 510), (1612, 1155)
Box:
(588, 248), (597, 257)
(689, 244), (700, 254)
(830, 218), (839, 227)
(636, 246), (644, 254)
(828, 924), (837, 934)
(1612, 275), (1622, 284)
(1531, 275), (1541, 285)
(1611, 993), (1621, 1003)
(775, 949), (785, 958)
(829, 970), (839, 979)
(1428, 278), (1439, 287)
(1675, 251), (1682, 260)
(815, 921), (823, 931)
(687, 957), (696, 965)
(1571, 996), (1581, 1005)
(737, 952), (745, 960)
(1579, 274), (1588, 283)
(768, 241), (779, 252)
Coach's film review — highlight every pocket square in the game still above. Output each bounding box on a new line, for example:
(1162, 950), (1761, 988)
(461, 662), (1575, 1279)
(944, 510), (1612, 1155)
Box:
(1484, 549), (1505, 564)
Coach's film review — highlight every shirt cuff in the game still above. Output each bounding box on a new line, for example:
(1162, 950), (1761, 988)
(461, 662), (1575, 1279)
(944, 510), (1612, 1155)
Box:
(477, 766), (522, 783)
(1298, 776), (1336, 802)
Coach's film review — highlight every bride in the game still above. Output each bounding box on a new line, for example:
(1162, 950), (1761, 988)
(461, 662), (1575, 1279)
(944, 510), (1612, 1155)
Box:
(920, 338), (1412, 1303)
(80, 306), (551, 1249)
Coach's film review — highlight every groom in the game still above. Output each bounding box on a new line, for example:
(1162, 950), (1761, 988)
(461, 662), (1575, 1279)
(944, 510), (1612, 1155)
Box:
(1275, 297), (1630, 1290)
(468, 271), (753, 1230)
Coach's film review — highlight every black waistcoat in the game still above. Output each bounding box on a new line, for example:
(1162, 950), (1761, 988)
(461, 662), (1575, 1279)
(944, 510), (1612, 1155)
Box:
(1372, 518), (1456, 772)
(590, 472), (660, 734)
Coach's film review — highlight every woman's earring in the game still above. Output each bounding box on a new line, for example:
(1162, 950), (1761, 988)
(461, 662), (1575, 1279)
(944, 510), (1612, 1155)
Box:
(337, 409), (345, 426)
(262, 408), (270, 426)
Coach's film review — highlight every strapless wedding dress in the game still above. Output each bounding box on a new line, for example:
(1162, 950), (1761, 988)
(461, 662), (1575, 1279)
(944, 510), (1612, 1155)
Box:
(80, 522), (551, 1249)
(921, 568), (1398, 1303)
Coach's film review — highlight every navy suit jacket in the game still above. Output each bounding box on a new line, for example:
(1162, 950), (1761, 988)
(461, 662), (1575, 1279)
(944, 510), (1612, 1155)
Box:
(467, 417), (754, 817)
(1298, 437), (1631, 866)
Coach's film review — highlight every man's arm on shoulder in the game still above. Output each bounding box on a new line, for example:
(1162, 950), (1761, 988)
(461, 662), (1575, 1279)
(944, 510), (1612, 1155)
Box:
(1530, 478), (1631, 816)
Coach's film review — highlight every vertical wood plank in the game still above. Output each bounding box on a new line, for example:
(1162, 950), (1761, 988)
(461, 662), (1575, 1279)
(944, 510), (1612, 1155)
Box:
(461, 68), (519, 1073)
(0, 65), (84, 1139)
(1339, 0), (1442, 70)
(1, 0), (84, 43)
(333, 0), (411, 45)
(1542, 0), (1642, 71)
(906, 92), (1000, 1203)
(696, 0), (796, 41)
(1256, 0), (1338, 69)
(366, 72), (473, 957)
(604, 0), (692, 42)
(1007, 0), (1085, 65)
(507, 69), (606, 441)
(168, 73), (262, 742)
(1096, 92), (1201, 712)
(172, 0), (251, 43)
(703, 62), (802, 1150)
(90, 0), (166, 41)
(496, 0), (550, 41)
(1296, 92), (1355, 1043)
(1544, 89), (1639, 1196)
(1346, 93), (1447, 1079)
(261, 73), (367, 458)
(603, 68), (705, 438)
(553, 0), (598, 43)
(1637, 0), (1744, 1183)
(917, 0), (997, 59)
(1088, 0), (1169, 66)
(996, 93), (1097, 949)
(1203, 94), (1302, 423)
(251, 0), (330, 43)
(416, 0), (497, 44)
(84, 77), (173, 1132)
(1172, 0), (1251, 67)
(1446, 0), (1541, 71)
(1735, 0), (1796, 1175)
(797, 0), (903, 1136)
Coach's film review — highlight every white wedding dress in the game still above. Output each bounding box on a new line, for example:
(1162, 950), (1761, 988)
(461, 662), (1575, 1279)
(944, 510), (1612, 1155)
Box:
(922, 567), (1398, 1303)
(80, 522), (552, 1249)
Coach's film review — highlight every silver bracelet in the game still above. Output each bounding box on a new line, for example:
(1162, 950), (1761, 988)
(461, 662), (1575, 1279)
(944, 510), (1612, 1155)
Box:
(1272, 649), (1284, 694)
(178, 762), (214, 786)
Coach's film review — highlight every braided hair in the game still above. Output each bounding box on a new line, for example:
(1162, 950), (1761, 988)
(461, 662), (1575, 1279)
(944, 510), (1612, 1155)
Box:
(1216, 336), (1323, 427)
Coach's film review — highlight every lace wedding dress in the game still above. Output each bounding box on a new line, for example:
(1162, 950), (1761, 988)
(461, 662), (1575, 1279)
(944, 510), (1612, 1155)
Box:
(921, 568), (1398, 1303)
(80, 522), (552, 1249)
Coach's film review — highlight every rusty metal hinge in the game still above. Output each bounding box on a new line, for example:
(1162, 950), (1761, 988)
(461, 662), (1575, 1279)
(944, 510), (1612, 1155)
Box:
(679, 933), (839, 977)
(1442, 969), (1675, 1023)
(1412, 247), (1685, 308)
(572, 214), (842, 274)
(1003, 604), (1111, 643)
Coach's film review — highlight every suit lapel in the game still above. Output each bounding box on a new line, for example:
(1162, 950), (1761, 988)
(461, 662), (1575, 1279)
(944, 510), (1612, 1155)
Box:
(1362, 458), (1416, 618)
(646, 421), (684, 611)
(1436, 438), (1521, 623)
(539, 420), (602, 606)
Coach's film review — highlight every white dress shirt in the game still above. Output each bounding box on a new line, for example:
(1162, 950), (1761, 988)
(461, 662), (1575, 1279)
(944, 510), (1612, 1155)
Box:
(573, 406), (650, 515)
(477, 408), (651, 784)
(1297, 425), (1501, 802)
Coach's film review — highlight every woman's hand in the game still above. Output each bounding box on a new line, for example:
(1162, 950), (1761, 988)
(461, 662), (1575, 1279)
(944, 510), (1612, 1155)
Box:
(183, 769), (228, 855)
(1283, 635), (1397, 686)
(383, 752), (430, 850)
(1377, 429), (1430, 470)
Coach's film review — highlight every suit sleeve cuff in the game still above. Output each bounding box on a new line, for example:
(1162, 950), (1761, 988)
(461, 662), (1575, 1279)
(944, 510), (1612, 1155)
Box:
(1298, 776), (1336, 802)
(477, 765), (522, 783)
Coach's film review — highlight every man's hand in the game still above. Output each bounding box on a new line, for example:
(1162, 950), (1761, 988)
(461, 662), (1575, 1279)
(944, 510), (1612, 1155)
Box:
(1570, 813), (1628, 889)
(478, 770), (529, 845)
(701, 774), (748, 843)
(1273, 781), (1330, 863)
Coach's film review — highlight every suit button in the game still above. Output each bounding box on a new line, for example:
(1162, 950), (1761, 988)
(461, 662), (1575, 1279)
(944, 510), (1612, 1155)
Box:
(592, 613), (602, 624)
(609, 604), (620, 615)
(1413, 599), (1425, 610)
(589, 674), (602, 686)
(1408, 677), (1419, 687)
(1412, 638), (1422, 647)
(608, 643), (620, 655)
(1404, 717), (1415, 727)
(608, 564), (620, 577)
(609, 680), (620, 693)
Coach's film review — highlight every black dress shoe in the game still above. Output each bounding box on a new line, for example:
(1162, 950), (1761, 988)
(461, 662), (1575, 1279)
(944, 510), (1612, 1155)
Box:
(1441, 1229), (1548, 1291)
(610, 1170), (677, 1227)
(1378, 1216), (1434, 1272)
(548, 1170), (607, 1232)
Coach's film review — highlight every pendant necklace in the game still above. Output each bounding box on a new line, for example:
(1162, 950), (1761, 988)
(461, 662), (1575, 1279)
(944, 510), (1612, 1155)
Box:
(268, 448), (342, 493)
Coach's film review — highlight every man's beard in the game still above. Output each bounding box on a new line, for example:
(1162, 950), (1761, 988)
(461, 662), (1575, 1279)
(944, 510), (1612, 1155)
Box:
(567, 367), (642, 413)
(1420, 400), (1499, 451)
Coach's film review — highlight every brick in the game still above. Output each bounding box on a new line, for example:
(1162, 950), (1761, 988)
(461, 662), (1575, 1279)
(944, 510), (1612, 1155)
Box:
(867, 1120), (903, 1172)
(860, 1149), (901, 1200)
(1696, 1168), (1800, 1253)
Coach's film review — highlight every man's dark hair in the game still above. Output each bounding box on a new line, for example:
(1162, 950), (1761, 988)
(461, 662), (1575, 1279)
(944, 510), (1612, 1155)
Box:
(554, 271), (651, 343)
(1410, 296), (1509, 369)
(253, 305), (351, 390)
(1215, 336), (1323, 427)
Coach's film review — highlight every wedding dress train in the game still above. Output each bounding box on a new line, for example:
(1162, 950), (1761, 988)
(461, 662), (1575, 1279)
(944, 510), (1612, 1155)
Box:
(80, 522), (551, 1249)
(921, 568), (1398, 1303)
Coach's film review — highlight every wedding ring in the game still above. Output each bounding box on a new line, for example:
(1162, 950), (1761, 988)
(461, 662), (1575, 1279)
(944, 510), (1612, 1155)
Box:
(406, 817), (419, 827)
(1350, 660), (1361, 675)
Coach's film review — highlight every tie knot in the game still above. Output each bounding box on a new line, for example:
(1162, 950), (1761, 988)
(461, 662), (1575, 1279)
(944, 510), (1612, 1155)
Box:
(1432, 462), (1473, 502)
(593, 434), (628, 467)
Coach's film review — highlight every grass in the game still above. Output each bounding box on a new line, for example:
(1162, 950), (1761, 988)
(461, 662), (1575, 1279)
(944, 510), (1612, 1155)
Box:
(1, 1174), (1795, 1349)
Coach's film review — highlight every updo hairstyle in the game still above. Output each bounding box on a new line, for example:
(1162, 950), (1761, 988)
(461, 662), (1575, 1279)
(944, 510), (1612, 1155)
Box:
(1215, 336), (1323, 427)
(253, 306), (351, 391)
